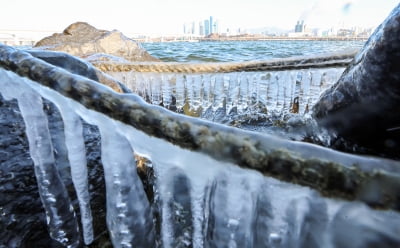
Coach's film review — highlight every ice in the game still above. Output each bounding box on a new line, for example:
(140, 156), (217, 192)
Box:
(0, 70), (81, 248)
(2, 63), (400, 248)
(56, 105), (93, 245)
(97, 120), (155, 248)
(10, 71), (95, 245)
(109, 68), (345, 120)
(28, 73), (155, 247)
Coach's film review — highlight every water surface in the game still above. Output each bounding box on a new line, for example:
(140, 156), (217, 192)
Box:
(142, 40), (365, 62)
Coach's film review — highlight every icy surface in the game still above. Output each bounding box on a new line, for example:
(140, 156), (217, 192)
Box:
(1, 67), (400, 248)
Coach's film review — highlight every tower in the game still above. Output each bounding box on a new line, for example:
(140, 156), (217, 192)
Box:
(199, 21), (204, 36)
(210, 16), (214, 33)
(204, 19), (210, 36)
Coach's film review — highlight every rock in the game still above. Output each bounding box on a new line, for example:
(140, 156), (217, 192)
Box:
(34, 22), (159, 62)
(312, 4), (400, 158)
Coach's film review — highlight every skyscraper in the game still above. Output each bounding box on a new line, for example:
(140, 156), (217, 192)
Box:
(192, 21), (196, 34)
(295, 20), (306, 33)
(204, 19), (210, 36)
(183, 23), (188, 34)
(199, 21), (204, 36)
(210, 16), (214, 33)
(213, 19), (219, 34)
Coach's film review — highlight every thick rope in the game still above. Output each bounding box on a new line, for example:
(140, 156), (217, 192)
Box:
(92, 50), (357, 73)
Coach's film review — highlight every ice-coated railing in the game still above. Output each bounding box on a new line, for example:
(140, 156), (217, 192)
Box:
(1, 45), (400, 248)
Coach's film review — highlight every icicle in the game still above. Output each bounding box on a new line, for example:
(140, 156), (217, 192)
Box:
(175, 74), (186, 109)
(190, 74), (202, 114)
(17, 71), (95, 245)
(256, 72), (268, 108)
(18, 70), (156, 247)
(204, 170), (264, 248)
(57, 105), (94, 245)
(150, 73), (163, 105)
(201, 74), (213, 120)
(98, 120), (155, 248)
(0, 69), (81, 247)
(108, 68), (344, 121)
(283, 195), (328, 248)
(161, 74), (172, 108)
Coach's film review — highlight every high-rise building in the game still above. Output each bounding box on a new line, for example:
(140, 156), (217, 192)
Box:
(204, 19), (210, 36)
(183, 23), (188, 34)
(210, 16), (214, 33)
(295, 20), (306, 33)
(213, 19), (219, 34)
(199, 21), (204, 36)
(192, 22), (196, 34)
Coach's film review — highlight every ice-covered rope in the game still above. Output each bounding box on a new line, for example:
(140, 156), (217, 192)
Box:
(93, 50), (357, 73)
(1, 44), (399, 212)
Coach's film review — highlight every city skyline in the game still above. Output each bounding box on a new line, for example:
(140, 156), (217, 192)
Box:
(181, 15), (375, 38)
(0, 0), (398, 36)
(183, 16), (220, 36)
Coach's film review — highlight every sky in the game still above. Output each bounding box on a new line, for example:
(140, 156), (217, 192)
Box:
(0, 0), (399, 35)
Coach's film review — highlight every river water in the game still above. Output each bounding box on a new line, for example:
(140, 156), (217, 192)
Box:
(142, 40), (365, 62)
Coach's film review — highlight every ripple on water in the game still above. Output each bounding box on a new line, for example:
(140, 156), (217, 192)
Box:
(142, 40), (365, 62)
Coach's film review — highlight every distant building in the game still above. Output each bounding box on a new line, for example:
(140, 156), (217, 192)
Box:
(183, 23), (188, 34)
(192, 21), (196, 34)
(184, 16), (220, 36)
(213, 19), (219, 34)
(204, 19), (210, 36)
(209, 16), (214, 33)
(295, 20), (306, 33)
(199, 21), (204, 36)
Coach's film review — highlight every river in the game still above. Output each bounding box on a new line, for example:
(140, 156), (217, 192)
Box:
(142, 40), (365, 62)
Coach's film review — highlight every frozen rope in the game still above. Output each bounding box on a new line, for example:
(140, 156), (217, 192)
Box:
(92, 50), (357, 73)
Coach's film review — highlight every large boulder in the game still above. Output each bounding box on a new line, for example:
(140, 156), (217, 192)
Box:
(312, 4), (400, 158)
(34, 22), (159, 62)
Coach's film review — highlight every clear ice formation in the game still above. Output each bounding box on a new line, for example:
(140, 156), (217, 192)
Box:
(57, 106), (93, 245)
(1, 66), (400, 248)
(32, 85), (94, 245)
(0, 70), (81, 247)
(98, 120), (155, 248)
(109, 68), (344, 121)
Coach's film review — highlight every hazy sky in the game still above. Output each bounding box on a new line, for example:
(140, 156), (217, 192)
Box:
(1, 0), (398, 35)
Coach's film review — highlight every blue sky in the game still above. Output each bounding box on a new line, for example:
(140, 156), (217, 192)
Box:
(1, 0), (398, 35)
